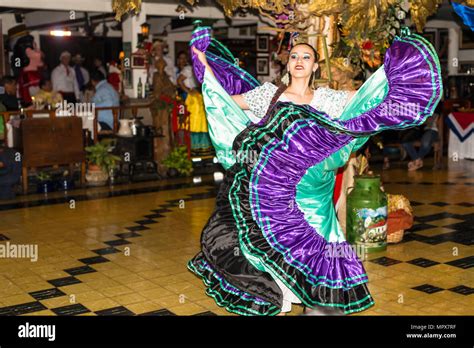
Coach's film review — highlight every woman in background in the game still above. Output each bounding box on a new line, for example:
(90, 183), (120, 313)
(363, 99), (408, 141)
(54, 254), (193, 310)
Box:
(176, 51), (212, 157)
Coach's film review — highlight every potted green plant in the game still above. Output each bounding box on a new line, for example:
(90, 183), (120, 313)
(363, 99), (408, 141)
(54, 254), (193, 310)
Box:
(36, 171), (54, 194)
(85, 139), (121, 186)
(162, 146), (193, 177)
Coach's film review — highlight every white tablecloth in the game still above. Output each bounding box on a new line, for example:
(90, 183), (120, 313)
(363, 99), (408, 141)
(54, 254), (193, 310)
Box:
(447, 112), (474, 160)
(448, 131), (474, 159)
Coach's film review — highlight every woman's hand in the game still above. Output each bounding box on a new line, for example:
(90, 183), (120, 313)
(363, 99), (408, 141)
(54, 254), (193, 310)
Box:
(192, 46), (207, 66)
(192, 46), (215, 79)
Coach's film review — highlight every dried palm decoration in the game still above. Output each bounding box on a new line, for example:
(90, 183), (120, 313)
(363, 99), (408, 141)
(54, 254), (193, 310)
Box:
(112, 0), (142, 21)
(187, 0), (443, 34)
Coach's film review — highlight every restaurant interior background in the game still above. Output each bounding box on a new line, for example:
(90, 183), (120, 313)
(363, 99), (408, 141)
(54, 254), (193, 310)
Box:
(0, 0), (472, 320)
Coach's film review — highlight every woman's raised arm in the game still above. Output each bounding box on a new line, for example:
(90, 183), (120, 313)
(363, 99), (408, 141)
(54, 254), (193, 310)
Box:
(192, 46), (249, 110)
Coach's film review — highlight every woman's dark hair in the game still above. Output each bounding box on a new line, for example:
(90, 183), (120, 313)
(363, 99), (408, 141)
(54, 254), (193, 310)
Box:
(39, 78), (51, 89)
(90, 70), (105, 82)
(1, 75), (17, 86)
(11, 35), (35, 76)
(176, 50), (188, 65)
(287, 42), (321, 87)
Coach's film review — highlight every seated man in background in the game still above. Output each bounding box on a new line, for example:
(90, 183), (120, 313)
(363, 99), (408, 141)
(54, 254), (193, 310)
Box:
(90, 70), (120, 130)
(0, 146), (22, 199)
(401, 112), (440, 171)
(0, 76), (21, 111)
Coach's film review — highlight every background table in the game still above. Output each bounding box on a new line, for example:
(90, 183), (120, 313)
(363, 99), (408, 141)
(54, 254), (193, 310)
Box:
(447, 112), (474, 160)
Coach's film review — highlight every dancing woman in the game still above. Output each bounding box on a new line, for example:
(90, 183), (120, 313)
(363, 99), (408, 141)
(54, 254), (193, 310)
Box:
(187, 25), (442, 315)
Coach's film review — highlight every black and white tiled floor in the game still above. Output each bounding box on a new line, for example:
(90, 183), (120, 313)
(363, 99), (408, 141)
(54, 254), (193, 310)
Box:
(0, 160), (472, 316)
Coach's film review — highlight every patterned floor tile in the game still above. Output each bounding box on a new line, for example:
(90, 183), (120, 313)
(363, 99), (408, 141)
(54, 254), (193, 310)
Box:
(0, 161), (472, 317)
(125, 225), (150, 232)
(193, 311), (217, 316)
(95, 306), (135, 316)
(135, 219), (158, 225)
(0, 301), (47, 316)
(370, 257), (403, 267)
(79, 256), (110, 265)
(430, 202), (450, 207)
(92, 247), (121, 256)
(407, 258), (440, 268)
(47, 276), (82, 287)
(29, 288), (66, 301)
(64, 266), (97, 276)
(115, 232), (141, 239)
(104, 239), (132, 247)
(448, 285), (474, 295)
(51, 304), (91, 316)
(140, 309), (176, 316)
(446, 256), (474, 269)
(412, 284), (444, 294)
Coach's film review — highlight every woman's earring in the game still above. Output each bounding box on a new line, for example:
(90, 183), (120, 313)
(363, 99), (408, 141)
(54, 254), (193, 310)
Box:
(281, 72), (290, 85)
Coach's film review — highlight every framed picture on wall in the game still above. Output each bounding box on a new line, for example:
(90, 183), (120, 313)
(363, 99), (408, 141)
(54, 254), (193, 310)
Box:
(131, 53), (147, 68)
(256, 57), (269, 75)
(257, 35), (269, 52)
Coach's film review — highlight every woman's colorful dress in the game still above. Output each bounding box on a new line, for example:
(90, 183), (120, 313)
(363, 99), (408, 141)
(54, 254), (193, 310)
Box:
(178, 65), (213, 156)
(187, 26), (443, 315)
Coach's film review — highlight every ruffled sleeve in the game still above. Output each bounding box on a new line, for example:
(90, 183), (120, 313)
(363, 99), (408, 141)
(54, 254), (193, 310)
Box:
(304, 33), (443, 136)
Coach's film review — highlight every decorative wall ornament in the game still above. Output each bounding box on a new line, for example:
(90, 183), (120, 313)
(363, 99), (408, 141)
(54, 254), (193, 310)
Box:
(112, 0), (142, 21)
(410, 0), (443, 33)
(185, 0), (443, 76)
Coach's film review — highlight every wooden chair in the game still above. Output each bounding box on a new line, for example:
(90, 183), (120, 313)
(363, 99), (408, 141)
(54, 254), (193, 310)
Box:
(411, 113), (444, 168)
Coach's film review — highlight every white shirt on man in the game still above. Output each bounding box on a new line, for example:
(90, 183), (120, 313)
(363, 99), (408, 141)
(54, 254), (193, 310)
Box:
(51, 64), (80, 100)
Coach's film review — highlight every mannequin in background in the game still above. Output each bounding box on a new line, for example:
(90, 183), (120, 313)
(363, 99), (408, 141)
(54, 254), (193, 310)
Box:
(10, 25), (44, 105)
(148, 40), (176, 86)
(152, 56), (176, 176)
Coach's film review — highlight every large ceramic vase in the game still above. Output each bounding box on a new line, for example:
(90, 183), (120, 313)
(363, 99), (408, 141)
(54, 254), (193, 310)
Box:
(85, 164), (109, 186)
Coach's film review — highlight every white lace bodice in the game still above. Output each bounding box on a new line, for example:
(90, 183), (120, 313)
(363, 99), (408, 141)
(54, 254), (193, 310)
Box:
(242, 82), (350, 119)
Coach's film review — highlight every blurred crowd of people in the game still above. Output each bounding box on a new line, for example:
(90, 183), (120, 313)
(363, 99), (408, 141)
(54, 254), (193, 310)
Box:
(0, 48), (121, 130)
